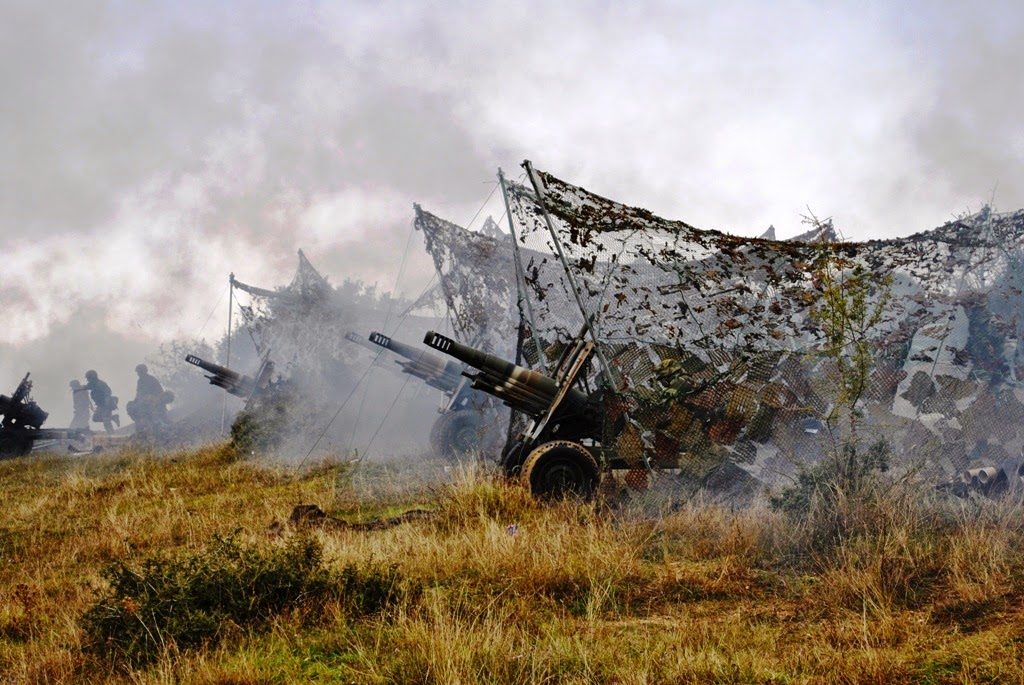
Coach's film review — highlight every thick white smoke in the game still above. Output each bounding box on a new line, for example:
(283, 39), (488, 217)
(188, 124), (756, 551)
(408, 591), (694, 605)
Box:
(3, 0), (1023, 426)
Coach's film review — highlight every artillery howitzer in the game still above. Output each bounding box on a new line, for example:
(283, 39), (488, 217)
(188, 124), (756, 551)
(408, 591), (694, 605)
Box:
(424, 331), (614, 499)
(1, 373), (88, 459)
(185, 353), (302, 454)
(185, 355), (275, 401)
(357, 331), (502, 460)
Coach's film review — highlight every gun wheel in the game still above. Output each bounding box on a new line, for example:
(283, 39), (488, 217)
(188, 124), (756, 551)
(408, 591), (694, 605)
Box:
(0, 432), (35, 460)
(432, 410), (484, 462)
(521, 440), (600, 501)
(428, 414), (447, 456)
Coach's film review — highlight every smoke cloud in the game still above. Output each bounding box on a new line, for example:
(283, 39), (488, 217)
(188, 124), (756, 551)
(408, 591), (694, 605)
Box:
(2, 0), (1023, 427)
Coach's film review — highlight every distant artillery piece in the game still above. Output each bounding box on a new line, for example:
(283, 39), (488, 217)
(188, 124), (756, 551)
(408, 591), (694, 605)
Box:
(185, 353), (306, 454)
(184, 354), (276, 402)
(368, 331), (465, 396)
(348, 330), (504, 461)
(0, 373), (90, 459)
(344, 331), (462, 394)
(343, 330), (382, 356)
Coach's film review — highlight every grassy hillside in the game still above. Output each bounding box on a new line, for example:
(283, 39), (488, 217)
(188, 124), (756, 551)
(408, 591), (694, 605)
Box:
(2, 445), (1024, 684)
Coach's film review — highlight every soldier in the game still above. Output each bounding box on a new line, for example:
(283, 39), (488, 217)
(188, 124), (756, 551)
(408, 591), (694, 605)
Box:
(69, 380), (92, 430)
(126, 364), (172, 432)
(84, 370), (119, 433)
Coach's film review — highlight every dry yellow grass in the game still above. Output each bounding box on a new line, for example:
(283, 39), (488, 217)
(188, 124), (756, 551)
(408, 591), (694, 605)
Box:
(2, 444), (1024, 683)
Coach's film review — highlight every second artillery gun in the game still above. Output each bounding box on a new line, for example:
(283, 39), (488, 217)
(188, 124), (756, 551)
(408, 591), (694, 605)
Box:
(424, 330), (611, 499)
(347, 331), (503, 460)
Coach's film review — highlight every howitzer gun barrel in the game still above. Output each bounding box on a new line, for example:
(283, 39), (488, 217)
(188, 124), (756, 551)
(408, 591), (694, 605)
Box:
(184, 354), (254, 398)
(345, 331), (378, 354)
(423, 332), (589, 417)
(368, 332), (463, 391)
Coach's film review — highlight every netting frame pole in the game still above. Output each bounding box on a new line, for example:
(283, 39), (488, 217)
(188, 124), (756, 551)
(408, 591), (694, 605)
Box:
(222, 273), (234, 435)
(522, 160), (617, 390)
(498, 168), (549, 371)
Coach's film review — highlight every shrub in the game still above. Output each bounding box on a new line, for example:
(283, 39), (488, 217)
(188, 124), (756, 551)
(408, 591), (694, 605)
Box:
(770, 228), (899, 557)
(83, 532), (408, 665)
(229, 400), (288, 455)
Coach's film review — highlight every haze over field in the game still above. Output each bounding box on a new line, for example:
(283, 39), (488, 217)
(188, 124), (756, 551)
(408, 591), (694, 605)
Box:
(2, 0), (1023, 425)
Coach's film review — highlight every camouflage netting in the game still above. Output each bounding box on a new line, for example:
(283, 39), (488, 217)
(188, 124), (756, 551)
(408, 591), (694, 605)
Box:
(414, 207), (522, 448)
(414, 207), (519, 359)
(505, 164), (1024, 484)
(230, 250), (448, 457)
(235, 250), (357, 401)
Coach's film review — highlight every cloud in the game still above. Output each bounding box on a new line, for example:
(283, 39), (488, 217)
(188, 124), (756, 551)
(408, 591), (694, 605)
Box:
(1, 0), (1022, 363)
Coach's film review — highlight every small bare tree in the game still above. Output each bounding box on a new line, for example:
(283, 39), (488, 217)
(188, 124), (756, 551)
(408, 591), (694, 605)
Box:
(808, 226), (892, 453)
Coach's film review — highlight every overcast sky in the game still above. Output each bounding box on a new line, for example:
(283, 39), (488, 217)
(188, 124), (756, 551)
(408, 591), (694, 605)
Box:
(2, 0), (1023, 424)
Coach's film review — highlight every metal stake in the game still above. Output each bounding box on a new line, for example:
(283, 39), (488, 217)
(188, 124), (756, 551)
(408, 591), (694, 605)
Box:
(498, 168), (549, 371)
(522, 160), (617, 389)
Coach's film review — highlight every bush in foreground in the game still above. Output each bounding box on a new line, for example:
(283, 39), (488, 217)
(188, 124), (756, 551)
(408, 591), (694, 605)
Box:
(83, 532), (411, 665)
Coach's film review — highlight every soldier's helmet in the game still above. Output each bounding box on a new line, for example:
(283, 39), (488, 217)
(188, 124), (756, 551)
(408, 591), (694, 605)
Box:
(70, 380), (81, 389)
(136, 364), (148, 375)
(85, 370), (98, 381)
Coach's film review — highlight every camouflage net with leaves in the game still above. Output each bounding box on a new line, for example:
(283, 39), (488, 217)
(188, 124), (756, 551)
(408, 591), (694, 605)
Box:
(504, 166), (1024, 483)
(414, 207), (520, 359)
(414, 207), (526, 445)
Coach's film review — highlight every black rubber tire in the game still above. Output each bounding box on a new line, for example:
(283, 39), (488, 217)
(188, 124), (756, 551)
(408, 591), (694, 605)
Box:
(428, 413), (447, 456)
(520, 440), (601, 501)
(434, 410), (484, 461)
(0, 432), (35, 460)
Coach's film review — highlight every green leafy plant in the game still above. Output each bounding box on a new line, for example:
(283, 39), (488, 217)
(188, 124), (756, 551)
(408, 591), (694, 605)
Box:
(229, 385), (295, 454)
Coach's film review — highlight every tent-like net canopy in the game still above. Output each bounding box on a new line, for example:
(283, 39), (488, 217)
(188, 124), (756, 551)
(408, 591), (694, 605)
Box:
(234, 250), (357, 401)
(413, 205), (527, 448)
(415, 206), (520, 359)
(504, 164), (1024, 484)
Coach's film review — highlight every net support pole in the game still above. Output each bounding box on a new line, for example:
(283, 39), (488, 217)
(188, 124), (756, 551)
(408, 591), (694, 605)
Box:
(498, 168), (548, 371)
(222, 273), (234, 434)
(522, 160), (617, 390)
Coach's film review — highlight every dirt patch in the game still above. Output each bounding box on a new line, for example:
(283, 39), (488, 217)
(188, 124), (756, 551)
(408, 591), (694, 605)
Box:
(284, 504), (434, 532)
